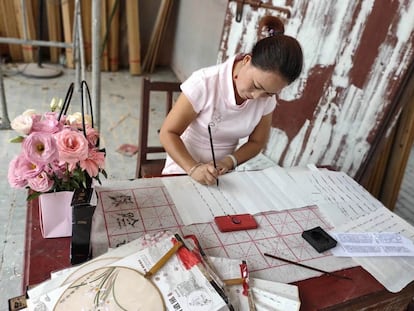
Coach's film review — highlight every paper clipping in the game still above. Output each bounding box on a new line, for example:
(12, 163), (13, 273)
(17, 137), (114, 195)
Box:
(331, 232), (414, 257)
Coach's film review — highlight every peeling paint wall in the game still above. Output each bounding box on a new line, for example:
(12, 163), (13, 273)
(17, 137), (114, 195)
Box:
(219, 0), (414, 178)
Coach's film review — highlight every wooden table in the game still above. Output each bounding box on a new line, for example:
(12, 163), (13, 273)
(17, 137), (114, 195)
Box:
(23, 198), (414, 311)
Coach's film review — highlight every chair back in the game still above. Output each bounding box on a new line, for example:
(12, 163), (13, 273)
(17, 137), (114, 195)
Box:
(136, 77), (181, 178)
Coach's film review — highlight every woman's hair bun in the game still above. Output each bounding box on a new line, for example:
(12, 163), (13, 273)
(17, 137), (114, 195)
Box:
(258, 16), (285, 37)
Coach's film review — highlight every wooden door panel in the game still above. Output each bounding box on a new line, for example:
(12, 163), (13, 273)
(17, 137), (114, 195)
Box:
(219, 0), (414, 180)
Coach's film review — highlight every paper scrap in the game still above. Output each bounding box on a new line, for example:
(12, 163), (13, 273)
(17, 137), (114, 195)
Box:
(331, 232), (414, 257)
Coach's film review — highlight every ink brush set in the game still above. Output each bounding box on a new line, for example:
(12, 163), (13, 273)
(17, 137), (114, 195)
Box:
(25, 231), (300, 310)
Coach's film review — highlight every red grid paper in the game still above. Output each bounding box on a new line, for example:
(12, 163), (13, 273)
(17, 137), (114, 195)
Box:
(97, 184), (335, 280)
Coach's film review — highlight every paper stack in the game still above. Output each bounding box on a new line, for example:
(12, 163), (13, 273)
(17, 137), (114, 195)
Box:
(25, 231), (300, 310)
(210, 256), (301, 311)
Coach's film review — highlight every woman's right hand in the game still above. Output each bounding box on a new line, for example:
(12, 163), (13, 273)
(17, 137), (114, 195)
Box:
(189, 163), (219, 186)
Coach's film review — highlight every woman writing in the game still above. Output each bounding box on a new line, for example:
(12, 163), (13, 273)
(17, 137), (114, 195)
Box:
(160, 27), (303, 186)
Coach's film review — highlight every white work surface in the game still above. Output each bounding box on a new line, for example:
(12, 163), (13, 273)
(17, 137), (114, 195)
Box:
(91, 165), (414, 293)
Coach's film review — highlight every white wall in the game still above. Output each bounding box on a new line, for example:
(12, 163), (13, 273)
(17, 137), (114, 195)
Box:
(170, 0), (227, 81)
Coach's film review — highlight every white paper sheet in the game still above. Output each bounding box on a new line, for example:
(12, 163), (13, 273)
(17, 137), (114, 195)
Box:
(162, 166), (308, 225)
(331, 232), (414, 257)
(334, 208), (414, 292)
(286, 167), (384, 226)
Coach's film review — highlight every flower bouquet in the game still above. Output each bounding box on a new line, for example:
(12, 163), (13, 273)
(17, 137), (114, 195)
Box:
(8, 99), (106, 201)
(8, 82), (106, 238)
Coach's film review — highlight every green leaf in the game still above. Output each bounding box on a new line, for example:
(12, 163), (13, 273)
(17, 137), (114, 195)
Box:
(9, 136), (24, 143)
(27, 191), (41, 201)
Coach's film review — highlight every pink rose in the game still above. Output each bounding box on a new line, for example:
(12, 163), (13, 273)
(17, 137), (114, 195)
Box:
(27, 171), (54, 192)
(47, 160), (67, 179)
(55, 128), (89, 164)
(8, 155), (29, 188)
(22, 132), (59, 166)
(31, 112), (63, 134)
(86, 127), (100, 147)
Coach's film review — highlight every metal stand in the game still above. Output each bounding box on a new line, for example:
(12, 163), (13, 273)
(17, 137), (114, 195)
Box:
(19, 0), (62, 79)
(0, 0), (101, 130)
(0, 61), (11, 129)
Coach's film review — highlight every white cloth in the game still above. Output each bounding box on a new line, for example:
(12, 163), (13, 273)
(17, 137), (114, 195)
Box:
(163, 55), (277, 174)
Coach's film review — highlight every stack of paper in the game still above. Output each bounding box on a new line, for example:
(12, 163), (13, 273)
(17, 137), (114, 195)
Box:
(210, 256), (301, 311)
(26, 232), (228, 310)
(25, 231), (300, 310)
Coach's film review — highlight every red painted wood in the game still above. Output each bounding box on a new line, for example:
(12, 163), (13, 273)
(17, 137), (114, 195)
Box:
(23, 198), (71, 291)
(293, 266), (383, 310)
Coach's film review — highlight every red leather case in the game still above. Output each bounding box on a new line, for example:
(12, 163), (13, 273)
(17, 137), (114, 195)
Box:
(214, 214), (258, 232)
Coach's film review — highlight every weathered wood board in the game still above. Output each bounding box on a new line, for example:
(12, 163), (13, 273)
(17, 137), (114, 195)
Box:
(219, 0), (414, 180)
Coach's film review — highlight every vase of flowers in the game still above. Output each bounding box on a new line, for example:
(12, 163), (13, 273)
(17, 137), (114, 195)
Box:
(7, 92), (106, 238)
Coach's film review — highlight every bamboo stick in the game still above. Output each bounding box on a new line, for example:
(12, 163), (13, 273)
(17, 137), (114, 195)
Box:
(81, 0), (92, 66)
(0, 10), (8, 57)
(14, 0), (37, 62)
(61, 0), (74, 68)
(143, 0), (173, 73)
(0, 1), (23, 61)
(126, 0), (141, 75)
(100, 0), (109, 71)
(46, 0), (62, 63)
(107, 0), (120, 72)
(153, 0), (173, 72)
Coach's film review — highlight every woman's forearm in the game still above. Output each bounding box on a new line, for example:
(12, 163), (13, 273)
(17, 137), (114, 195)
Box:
(160, 131), (198, 174)
(231, 139), (265, 166)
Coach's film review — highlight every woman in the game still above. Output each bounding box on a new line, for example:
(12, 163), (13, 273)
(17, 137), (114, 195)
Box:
(160, 31), (303, 185)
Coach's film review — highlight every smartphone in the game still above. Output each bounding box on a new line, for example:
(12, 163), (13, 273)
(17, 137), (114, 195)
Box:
(214, 214), (258, 232)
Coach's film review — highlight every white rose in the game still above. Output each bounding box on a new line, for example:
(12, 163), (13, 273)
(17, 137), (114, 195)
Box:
(11, 114), (33, 135)
(84, 114), (92, 125)
(22, 109), (37, 117)
(67, 112), (92, 126)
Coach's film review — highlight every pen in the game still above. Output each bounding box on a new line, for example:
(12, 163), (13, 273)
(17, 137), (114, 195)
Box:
(263, 253), (352, 281)
(208, 123), (219, 187)
(144, 240), (183, 278)
(241, 260), (256, 311)
(184, 234), (224, 288)
(223, 277), (245, 286)
(175, 234), (234, 310)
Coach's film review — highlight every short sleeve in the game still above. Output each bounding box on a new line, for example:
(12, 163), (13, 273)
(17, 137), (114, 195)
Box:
(180, 70), (208, 113)
(263, 97), (277, 115)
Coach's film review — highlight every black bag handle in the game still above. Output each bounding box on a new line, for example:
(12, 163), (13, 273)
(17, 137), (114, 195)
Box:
(58, 82), (74, 118)
(58, 81), (94, 137)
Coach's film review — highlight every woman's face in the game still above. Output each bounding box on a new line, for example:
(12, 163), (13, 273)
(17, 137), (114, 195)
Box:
(235, 55), (288, 101)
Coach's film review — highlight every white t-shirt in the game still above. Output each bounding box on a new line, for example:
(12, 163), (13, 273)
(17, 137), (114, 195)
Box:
(162, 55), (277, 174)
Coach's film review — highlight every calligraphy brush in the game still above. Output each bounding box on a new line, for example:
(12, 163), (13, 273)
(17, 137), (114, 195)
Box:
(144, 241), (183, 278)
(208, 123), (219, 187)
(175, 234), (233, 310)
(264, 253), (352, 281)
